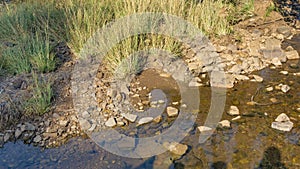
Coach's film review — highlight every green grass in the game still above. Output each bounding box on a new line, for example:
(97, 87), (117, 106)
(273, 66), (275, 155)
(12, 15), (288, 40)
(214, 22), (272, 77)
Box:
(265, 2), (278, 18)
(0, 0), (254, 115)
(24, 73), (53, 115)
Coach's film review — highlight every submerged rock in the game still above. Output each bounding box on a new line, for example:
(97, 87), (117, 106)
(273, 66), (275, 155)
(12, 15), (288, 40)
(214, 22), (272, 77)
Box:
(275, 113), (290, 122)
(271, 121), (293, 132)
(138, 117), (153, 125)
(218, 120), (231, 128)
(281, 84), (290, 93)
(251, 75), (263, 82)
(167, 107), (179, 117)
(197, 126), (212, 132)
(271, 113), (293, 132)
(227, 106), (239, 116)
(121, 113), (137, 123)
(105, 117), (117, 127)
(286, 50), (299, 60)
(167, 142), (188, 156)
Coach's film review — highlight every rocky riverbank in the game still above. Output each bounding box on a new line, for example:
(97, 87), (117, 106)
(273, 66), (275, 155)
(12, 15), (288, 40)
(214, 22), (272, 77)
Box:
(0, 0), (300, 149)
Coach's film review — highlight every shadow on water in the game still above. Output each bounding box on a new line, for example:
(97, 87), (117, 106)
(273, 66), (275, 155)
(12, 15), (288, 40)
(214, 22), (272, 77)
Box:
(257, 146), (286, 169)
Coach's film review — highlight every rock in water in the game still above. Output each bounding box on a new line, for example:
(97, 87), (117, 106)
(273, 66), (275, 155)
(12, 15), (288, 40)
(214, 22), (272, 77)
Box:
(281, 85), (290, 93)
(227, 106), (239, 116)
(271, 121), (293, 132)
(15, 129), (22, 139)
(252, 75), (263, 82)
(167, 107), (179, 117)
(198, 126), (212, 132)
(79, 119), (92, 130)
(138, 117), (153, 125)
(286, 50), (299, 60)
(167, 142), (188, 156)
(121, 113), (137, 123)
(218, 120), (231, 128)
(275, 113), (290, 122)
(105, 117), (117, 127)
(271, 113), (293, 132)
(33, 135), (42, 143)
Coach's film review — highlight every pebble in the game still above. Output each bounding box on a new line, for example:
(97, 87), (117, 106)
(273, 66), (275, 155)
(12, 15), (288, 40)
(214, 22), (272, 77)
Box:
(218, 120), (231, 128)
(271, 121), (293, 132)
(88, 124), (97, 132)
(121, 113), (137, 123)
(25, 122), (36, 131)
(33, 135), (42, 143)
(270, 98), (278, 103)
(251, 75), (263, 82)
(275, 113), (290, 122)
(158, 100), (165, 104)
(234, 74), (249, 81)
(59, 120), (69, 127)
(286, 50), (299, 60)
(271, 57), (282, 67)
(197, 126), (212, 132)
(266, 86), (274, 92)
(281, 84), (290, 93)
(232, 116), (241, 121)
(153, 115), (162, 123)
(271, 113), (293, 132)
(167, 142), (188, 156)
(227, 106), (239, 116)
(4, 133), (10, 142)
(105, 117), (117, 127)
(15, 129), (22, 139)
(138, 117), (153, 125)
(167, 107), (179, 117)
(279, 71), (288, 75)
(79, 119), (92, 130)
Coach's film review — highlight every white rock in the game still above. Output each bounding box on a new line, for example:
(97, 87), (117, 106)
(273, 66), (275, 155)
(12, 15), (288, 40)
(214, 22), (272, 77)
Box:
(138, 117), (153, 125)
(281, 85), (290, 93)
(15, 129), (22, 139)
(251, 75), (263, 82)
(105, 117), (117, 127)
(197, 126), (212, 132)
(227, 106), (239, 116)
(280, 71), (288, 75)
(167, 142), (188, 156)
(286, 50), (299, 60)
(88, 124), (97, 132)
(79, 119), (91, 130)
(158, 100), (165, 104)
(33, 135), (42, 143)
(271, 121), (293, 132)
(121, 113), (137, 123)
(232, 116), (241, 121)
(218, 120), (231, 128)
(59, 120), (69, 127)
(266, 86), (274, 92)
(167, 107), (179, 117)
(275, 113), (290, 122)
(271, 57), (282, 67)
(234, 74), (249, 81)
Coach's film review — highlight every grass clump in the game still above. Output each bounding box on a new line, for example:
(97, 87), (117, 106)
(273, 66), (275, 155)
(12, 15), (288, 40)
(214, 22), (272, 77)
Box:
(24, 73), (53, 115)
(1, 32), (56, 74)
(265, 2), (278, 18)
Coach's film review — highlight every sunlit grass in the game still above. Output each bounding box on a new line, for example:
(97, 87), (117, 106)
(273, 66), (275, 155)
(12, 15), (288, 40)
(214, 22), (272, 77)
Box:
(24, 73), (53, 115)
